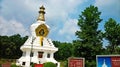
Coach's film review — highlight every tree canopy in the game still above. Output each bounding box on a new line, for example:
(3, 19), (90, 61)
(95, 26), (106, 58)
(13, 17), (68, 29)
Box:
(0, 34), (28, 59)
(53, 41), (72, 60)
(104, 18), (120, 54)
(73, 5), (103, 66)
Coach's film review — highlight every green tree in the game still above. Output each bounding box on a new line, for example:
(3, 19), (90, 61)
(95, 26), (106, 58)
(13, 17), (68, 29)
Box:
(9, 34), (28, 58)
(53, 41), (72, 60)
(73, 5), (103, 66)
(104, 18), (120, 54)
(0, 35), (12, 58)
(0, 34), (28, 59)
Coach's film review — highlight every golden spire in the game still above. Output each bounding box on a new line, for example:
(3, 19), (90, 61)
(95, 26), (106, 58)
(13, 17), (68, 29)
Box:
(37, 5), (45, 21)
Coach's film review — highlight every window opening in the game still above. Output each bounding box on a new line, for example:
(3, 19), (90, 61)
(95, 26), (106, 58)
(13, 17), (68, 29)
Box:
(38, 52), (43, 58)
(22, 62), (25, 65)
(47, 53), (50, 58)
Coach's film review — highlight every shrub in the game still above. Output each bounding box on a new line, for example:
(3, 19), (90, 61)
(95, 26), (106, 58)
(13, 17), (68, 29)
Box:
(85, 60), (96, 67)
(31, 63), (36, 67)
(11, 63), (18, 67)
(64, 61), (68, 67)
(44, 62), (56, 67)
(0, 64), (1, 67)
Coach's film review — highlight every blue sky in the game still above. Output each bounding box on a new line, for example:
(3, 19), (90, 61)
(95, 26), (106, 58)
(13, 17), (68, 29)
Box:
(0, 0), (120, 43)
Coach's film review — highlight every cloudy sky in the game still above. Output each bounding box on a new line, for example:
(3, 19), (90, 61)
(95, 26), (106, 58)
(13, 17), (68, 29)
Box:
(0, 0), (120, 42)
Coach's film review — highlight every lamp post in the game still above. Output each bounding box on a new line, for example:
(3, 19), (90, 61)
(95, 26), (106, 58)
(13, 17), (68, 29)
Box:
(30, 37), (36, 66)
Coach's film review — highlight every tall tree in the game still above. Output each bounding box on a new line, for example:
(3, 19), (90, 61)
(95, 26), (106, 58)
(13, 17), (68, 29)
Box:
(104, 18), (120, 54)
(73, 5), (103, 66)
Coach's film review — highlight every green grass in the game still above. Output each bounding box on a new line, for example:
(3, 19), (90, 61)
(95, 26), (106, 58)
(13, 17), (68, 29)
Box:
(0, 59), (16, 64)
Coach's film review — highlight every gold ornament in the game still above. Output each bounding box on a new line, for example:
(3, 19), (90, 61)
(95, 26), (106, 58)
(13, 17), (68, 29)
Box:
(35, 24), (49, 37)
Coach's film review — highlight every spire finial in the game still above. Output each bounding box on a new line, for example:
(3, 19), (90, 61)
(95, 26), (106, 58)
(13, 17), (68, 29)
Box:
(102, 59), (107, 67)
(37, 5), (45, 21)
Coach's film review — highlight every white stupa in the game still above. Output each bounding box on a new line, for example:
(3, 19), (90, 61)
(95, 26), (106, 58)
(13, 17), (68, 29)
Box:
(102, 59), (107, 67)
(16, 6), (60, 67)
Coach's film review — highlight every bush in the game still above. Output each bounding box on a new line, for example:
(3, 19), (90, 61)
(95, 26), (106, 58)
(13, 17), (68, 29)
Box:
(60, 61), (68, 67)
(31, 63), (36, 67)
(0, 64), (1, 67)
(44, 62), (56, 67)
(64, 61), (68, 67)
(85, 60), (96, 67)
(11, 63), (18, 67)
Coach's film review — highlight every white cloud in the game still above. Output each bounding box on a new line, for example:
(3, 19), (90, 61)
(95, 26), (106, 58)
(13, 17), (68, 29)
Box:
(59, 19), (78, 35)
(59, 19), (79, 41)
(94, 0), (120, 18)
(0, 16), (29, 36)
(0, 0), (85, 23)
(0, 0), (84, 28)
(0, 0), (85, 42)
(44, 0), (84, 20)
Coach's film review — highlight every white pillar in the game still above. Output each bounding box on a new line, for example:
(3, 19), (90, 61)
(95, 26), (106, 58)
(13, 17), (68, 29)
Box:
(43, 52), (47, 58)
(50, 53), (54, 58)
(25, 50), (31, 67)
(34, 51), (38, 58)
(33, 51), (39, 63)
